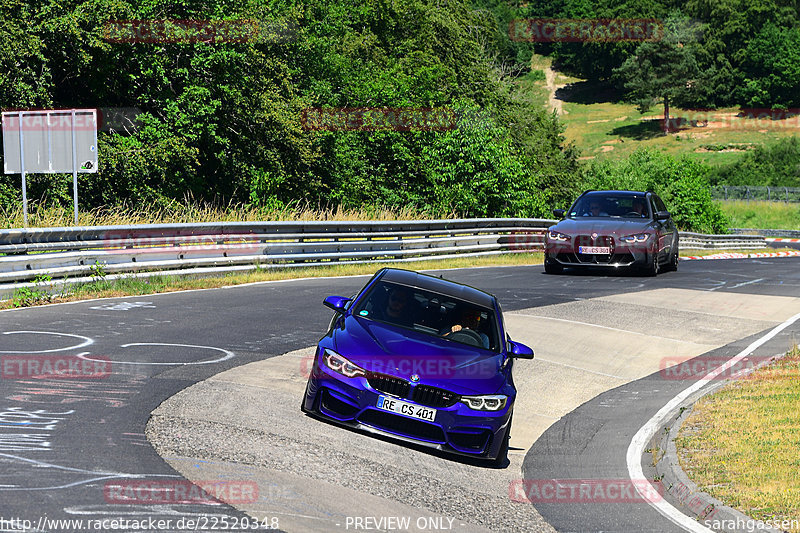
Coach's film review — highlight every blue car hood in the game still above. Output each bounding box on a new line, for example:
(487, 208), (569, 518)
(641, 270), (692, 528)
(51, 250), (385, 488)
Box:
(332, 315), (505, 395)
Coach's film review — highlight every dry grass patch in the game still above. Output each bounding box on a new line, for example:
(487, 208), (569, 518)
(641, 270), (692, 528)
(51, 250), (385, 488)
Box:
(0, 202), (434, 229)
(676, 346), (800, 531)
(0, 253), (544, 310)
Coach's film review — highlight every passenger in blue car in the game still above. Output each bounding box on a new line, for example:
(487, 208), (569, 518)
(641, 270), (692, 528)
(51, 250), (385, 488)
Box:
(443, 308), (490, 349)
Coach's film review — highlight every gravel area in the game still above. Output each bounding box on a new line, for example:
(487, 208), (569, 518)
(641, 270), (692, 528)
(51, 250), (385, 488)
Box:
(145, 348), (555, 533)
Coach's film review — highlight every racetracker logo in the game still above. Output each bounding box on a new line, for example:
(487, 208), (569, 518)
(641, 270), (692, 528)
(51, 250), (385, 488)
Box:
(301, 353), (500, 380)
(661, 108), (800, 132)
(103, 480), (258, 504)
(301, 108), (458, 132)
(2, 107), (139, 133)
(509, 479), (664, 503)
(1, 355), (111, 379)
(103, 19), (297, 44)
(509, 18), (663, 42)
(660, 355), (779, 381)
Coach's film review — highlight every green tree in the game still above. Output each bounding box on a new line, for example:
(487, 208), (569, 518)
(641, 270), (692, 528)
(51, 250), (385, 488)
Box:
(710, 137), (800, 187)
(614, 15), (701, 133)
(739, 23), (800, 108)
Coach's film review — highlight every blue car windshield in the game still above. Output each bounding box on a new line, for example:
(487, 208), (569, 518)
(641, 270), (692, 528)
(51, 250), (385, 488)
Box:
(568, 194), (651, 219)
(353, 281), (500, 352)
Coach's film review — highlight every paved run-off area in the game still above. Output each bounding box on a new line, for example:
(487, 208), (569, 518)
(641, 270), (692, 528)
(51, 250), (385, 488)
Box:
(146, 287), (800, 533)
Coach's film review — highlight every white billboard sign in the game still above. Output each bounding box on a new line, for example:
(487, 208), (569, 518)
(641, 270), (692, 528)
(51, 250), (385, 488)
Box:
(1, 109), (98, 226)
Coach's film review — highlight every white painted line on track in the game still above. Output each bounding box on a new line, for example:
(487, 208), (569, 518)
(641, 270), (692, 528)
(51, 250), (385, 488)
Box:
(730, 278), (764, 289)
(532, 357), (628, 380)
(78, 343), (235, 366)
(0, 331), (94, 353)
(510, 313), (715, 345)
(626, 310), (800, 532)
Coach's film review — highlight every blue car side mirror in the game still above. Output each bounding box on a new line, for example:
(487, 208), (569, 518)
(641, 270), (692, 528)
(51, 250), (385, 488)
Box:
(323, 295), (351, 313)
(508, 341), (534, 359)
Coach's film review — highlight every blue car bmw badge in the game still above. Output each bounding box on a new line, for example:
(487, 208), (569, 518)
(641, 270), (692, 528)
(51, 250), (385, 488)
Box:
(410, 374), (420, 382)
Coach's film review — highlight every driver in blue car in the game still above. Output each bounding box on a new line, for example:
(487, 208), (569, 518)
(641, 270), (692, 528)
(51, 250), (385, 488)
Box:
(379, 286), (414, 326)
(443, 309), (490, 349)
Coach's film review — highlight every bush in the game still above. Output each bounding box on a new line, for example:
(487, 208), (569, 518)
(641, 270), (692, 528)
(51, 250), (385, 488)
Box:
(588, 148), (729, 233)
(710, 137), (800, 187)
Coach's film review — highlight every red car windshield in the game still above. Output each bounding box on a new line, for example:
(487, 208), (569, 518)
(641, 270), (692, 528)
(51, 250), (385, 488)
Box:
(568, 194), (650, 219)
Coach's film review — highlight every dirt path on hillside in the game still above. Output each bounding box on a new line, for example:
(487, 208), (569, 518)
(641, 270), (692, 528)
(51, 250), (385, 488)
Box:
(544, 65), (567, 115)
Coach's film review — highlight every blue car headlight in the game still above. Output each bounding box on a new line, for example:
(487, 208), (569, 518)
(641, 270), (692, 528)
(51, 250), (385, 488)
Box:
(547, 231), (571, 242)
(323, 349), (366, 378)
(460, 394), (507, 411)
(619, 233), (651, 243)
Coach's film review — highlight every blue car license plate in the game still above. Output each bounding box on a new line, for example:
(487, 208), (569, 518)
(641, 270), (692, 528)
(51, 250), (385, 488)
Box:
(377, 396), (436, 422)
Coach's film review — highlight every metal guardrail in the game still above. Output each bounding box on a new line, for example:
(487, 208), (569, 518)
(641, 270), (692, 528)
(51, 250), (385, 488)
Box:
(730, 228), (800, 238)
(678, 232), (766, 249)
(712, 185), (800, 203)
(0, 219), (551, 290)
(0, 220), (778, 298)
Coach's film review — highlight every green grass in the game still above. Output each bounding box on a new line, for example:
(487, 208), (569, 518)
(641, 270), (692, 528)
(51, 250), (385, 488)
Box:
(6, 245), (792, 309)
(676, 347), (800, 532)
(0, 252), (545, 309)
(718, 200), (800, 230)
(525, 54), (800, 164)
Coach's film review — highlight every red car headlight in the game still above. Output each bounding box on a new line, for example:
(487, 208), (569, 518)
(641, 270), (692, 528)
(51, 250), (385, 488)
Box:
(619, 233), (651, 243)
(547, 231), (571, 242)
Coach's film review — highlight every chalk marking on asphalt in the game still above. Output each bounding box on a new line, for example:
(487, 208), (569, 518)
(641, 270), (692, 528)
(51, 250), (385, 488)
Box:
(0, 331), (94, 354)
(509, 314), (714, 347)
(627, 310), (800, 532)
(78, 343), (234, 366)
(0, 452), (177, 491)
(532, 357), (628, 380)
(730, 278), (764, 289)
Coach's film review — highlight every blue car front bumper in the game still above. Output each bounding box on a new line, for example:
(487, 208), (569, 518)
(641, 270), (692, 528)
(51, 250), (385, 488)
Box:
(302, 361), (512, 460)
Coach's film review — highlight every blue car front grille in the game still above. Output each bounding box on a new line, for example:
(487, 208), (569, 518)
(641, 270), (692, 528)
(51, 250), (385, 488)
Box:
(412, 385), (459, 408)
(368, 373), (459, 408)
(367, 372), (410, 398)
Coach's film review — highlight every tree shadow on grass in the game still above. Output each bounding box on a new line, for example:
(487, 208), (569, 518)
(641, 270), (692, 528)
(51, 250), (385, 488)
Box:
(609, 118), (665, 140)
(555, 80), (621, 105)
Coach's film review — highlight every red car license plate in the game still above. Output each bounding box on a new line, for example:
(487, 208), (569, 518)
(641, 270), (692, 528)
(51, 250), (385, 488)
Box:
(578, 246), (611, 254)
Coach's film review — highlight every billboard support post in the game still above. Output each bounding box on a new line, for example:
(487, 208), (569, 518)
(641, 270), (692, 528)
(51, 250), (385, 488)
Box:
(17, 111), (28, 227)
(71, 109), (79, 225)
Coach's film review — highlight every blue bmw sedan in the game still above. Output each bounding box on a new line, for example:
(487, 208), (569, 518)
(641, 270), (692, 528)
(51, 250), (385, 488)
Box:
(301, 268), (534, 465)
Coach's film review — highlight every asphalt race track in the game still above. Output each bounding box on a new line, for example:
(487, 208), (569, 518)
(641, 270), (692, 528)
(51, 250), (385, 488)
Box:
(2, 258), (800, 533)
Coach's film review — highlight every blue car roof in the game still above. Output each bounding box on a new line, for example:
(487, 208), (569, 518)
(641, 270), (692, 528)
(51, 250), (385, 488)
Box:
(377, 268), (496, 308)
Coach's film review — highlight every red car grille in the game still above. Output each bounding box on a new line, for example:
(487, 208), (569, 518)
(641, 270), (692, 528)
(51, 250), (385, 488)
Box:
(574, 235), (614, 249)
